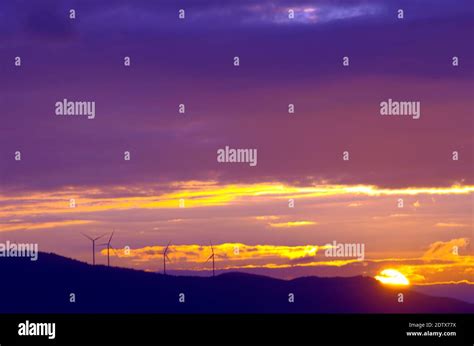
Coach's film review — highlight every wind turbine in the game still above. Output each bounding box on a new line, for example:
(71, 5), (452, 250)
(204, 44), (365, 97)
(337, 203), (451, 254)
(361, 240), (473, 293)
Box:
(82, 233), (106, 265)
(98, 230), (117, 267)
(163, 241), (171, 275)
(205, 241), (216, 277)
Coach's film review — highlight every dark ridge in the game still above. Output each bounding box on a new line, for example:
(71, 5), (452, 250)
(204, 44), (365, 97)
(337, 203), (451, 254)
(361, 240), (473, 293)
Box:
(1, 252), (472, 313)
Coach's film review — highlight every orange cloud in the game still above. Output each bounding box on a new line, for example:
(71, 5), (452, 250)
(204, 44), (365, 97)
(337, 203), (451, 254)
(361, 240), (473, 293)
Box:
(102, 243), (325, 268)
(101, 239), (474, 285)
(435, 222), (467, 228)
(391, 238), (473, 284)
(1, 182), (472, 221)
(422, 238), (470, 260)
(268, 221), (317, 228)
(0, 220), (93, 232)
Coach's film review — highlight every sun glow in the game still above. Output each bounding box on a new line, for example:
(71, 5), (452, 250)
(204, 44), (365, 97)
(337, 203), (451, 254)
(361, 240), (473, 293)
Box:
(375, 269), (410, 286)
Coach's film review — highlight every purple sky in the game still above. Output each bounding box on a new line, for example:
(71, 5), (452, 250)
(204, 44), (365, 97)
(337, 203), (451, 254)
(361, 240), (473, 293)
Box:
(0, 1), (473, 292)
(1, 0), (472, 194)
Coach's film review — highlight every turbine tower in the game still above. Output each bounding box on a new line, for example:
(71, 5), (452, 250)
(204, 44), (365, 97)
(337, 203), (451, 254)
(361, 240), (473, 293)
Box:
(98, 230), (116, 267)
(163, 241), (171, 275)
(82, 233), (106, 265)
(206, 241), (216, 277)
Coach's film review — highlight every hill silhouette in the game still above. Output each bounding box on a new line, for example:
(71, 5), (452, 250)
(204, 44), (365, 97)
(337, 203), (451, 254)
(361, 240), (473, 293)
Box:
(1, 252), (472, 313)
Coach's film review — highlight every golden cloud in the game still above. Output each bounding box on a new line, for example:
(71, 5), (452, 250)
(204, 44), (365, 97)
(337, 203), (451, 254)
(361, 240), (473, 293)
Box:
(1, 182), (472, 221)
(0, 220), (93, 232)
(268, 221), (317, 228)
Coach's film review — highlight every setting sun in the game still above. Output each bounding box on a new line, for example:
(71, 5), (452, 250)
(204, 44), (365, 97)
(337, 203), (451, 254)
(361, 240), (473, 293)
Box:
(375, 269), (410, 286)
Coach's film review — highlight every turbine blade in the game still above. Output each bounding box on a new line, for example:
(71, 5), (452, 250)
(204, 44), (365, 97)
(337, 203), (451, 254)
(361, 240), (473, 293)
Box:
(164, 241), (171, 255)
(94, 234), (107, 241)
(81, 233), (93, 241)
(205, 254), (213, 263)
(108, 231), (115, 244)
(166, 254), (171, 262)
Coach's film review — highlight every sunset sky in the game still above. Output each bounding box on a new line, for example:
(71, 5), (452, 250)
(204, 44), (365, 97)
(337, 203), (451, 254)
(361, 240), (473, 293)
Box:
(0, 0), (473, 290)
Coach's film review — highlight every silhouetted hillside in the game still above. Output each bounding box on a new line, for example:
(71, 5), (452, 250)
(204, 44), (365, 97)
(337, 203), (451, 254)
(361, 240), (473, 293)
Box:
(1, 252), (473, 313)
